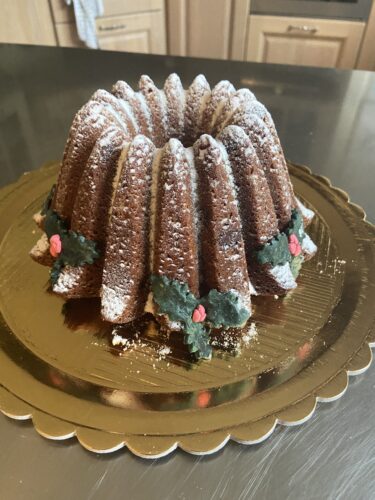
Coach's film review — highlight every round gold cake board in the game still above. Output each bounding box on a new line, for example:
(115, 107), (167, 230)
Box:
(0, 161), (374, 458)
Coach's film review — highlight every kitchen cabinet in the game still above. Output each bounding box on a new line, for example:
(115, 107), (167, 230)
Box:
(167, 0), (233, 59)
(0, 0), (56, 46)
(246, 15), (365, 69)
(0, 0), (372, 69)
(96, 11), (166, 54)
(99, 0), (165, 17)
(50, 0), (166, 54)
(231, 0), (251, 60)
(357, 0), (375, 70)
(54, 23), (86, 49)
(50, 0), (85, 48)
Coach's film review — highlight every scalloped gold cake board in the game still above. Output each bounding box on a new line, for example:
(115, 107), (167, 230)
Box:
(0, 161), (374, 458)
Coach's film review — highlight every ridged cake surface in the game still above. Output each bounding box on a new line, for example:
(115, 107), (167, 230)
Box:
(31, 73), (317, 348)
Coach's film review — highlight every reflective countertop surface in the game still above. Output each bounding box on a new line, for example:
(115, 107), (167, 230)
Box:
(0, 43), (374, 500)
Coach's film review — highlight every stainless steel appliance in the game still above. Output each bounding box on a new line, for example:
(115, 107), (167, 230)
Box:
(251, 0), (373, 21)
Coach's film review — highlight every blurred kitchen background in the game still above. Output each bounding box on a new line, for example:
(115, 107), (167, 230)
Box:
(0, 0), (374, 71)
(1, 0), (374, 220)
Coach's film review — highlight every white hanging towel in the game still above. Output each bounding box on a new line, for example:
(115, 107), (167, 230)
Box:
(65, 0), (104, 49)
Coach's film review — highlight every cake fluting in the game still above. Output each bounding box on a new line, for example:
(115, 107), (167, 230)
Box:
(30, 73), (317, 359)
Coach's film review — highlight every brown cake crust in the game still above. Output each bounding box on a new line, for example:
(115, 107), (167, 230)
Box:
(32, 74), (316, 327)
(200, 80), (235, 136)
(101, 135), (155, 323)
(164, 73), (185, 140)
(139, 75), (168, 148)
(53, 100), (115, 222)
(92, 89), (138, 137)
(218, 125), (296, 295)
(241, 99), (298, 208)
(184, 75), (211, 145)
(153, 138), (200, 296)
(231, 112), (293, 230)
(53, 126), (126, 298)
(218, 125), (278, 246)
(213, 88), (256, 136)
(111, 80), (153, 138)
(194, 134), (251, 309)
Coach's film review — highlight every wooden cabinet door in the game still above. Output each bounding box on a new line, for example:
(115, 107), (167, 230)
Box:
(54, 22), (86, 49)
(0, 0), (56, 45)
(357, 0), (375, 70)
(96, 12), (166, 54)
(167, 0), (233, 59)
(246, 15), (365, 69)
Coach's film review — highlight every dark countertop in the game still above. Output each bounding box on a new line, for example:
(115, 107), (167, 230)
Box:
(0, 44), (374, 500)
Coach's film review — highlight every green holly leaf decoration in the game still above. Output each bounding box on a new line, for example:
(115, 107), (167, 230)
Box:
(60, 232), (100, 267)
(184, 320), (212, 359)
(50, 259), (63, 285)
(41, 185), (56, 215)
(255, 233), (291, 267)
(151, 275), (253, 360)
(255, 209), (307, 267)
(39, 187), (100, 285)
(286, 209), (304, 243)
(290, 255), (304, 279)
(151, 275), (198, 324)
(202, 289), (250, 328)
(151, 275), (213, 359)
(44, 210), (67, 239)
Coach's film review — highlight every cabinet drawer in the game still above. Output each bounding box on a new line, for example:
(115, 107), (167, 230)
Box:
(50, 0), (163, 23)
(246, 15), (365, 69)
(102, 0), (164, 16)
(96, 11), (166, 54)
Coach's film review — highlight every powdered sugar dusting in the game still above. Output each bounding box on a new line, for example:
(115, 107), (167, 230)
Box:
(185, 74), (211, 142)
(242, 322), (258, 345)
(40, 73), (318, 343)
(53, 267), (80, 293)
(296, 197), (315, 223)
(302, 233), (317, 255)
(30, 234), (49, 257)
(102, 284), (126, 321)
(269, 263), (296, 289)
(148, 148), (163, 272)
(164, 73), (185, 138)
(203, 80), (236, 134)
(214, 88), (256, 134)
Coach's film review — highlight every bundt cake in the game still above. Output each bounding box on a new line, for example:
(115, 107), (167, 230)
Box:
(30, 73), (317, 359)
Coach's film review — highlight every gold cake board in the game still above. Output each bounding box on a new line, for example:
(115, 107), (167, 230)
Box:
(0, 161), (374, 458)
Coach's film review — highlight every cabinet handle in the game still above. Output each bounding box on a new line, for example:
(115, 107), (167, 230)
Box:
(98, 24), (127, 32)
(287, 24), (318, 34)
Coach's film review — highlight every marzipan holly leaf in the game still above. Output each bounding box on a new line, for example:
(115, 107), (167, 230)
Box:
(202, 289), (250, 328)
(41, 185), (56, 215)
(151, 275), (198, 323)
(50, 259), (63, 285)
(184, 320), (212, 360)
(41, 199), (100, 285)
(290, 255), (304, 279)
(255, 233), (290, 267)
(44, 210), (67, 239)
(60, 232), (100, 267)
(151, 275), (213, 359)
(286, 209), (305, 243)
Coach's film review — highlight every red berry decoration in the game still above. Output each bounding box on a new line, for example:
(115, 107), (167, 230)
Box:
(288, 234), (302, 257)
(192, 304), (207, 323)
(197, 390), (211, 408)
(49, 234), (62, 258)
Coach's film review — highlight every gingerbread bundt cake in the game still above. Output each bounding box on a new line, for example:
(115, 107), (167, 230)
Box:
(31, 74), (317, 359)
